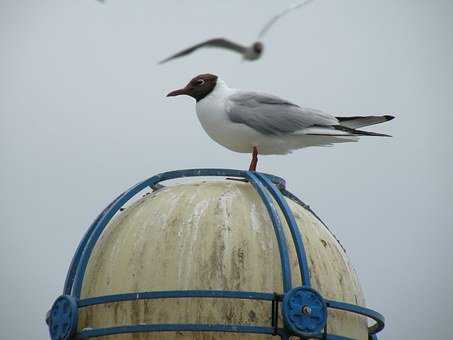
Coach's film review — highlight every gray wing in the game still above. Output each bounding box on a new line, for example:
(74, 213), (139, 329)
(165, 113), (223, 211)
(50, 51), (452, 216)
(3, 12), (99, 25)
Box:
(226, 91), (338, 135)
(258, 0), (316, 39)
(158, 38), (248, 64)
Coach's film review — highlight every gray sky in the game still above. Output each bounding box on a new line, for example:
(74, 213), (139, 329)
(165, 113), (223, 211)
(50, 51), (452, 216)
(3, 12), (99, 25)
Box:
(1, 0), (452, 339)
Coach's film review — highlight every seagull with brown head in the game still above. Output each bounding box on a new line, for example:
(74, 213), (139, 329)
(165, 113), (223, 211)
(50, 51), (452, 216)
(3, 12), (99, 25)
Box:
(167, 74), (395, 171)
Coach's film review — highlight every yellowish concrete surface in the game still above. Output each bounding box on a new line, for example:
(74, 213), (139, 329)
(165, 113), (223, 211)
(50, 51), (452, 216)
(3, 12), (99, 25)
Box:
(79, 180), (368, 339)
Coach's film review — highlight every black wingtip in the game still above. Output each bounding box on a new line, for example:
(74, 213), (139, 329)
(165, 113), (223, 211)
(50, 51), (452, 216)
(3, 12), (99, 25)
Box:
(384, 114), (395, 121)
(355, 131), (393, 137)
(334, 125), (392, 137)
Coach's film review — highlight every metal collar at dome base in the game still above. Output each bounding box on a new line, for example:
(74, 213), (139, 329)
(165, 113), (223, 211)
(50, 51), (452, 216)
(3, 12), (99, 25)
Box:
(47, 168), (385, 340)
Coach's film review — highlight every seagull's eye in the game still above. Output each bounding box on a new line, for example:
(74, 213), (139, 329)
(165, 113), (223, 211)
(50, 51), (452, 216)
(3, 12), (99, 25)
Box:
(196, 79), (205, 86)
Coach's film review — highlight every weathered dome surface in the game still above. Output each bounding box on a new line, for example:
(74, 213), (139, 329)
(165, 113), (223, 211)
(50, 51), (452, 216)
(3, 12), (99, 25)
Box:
(79, 180), (367, 339)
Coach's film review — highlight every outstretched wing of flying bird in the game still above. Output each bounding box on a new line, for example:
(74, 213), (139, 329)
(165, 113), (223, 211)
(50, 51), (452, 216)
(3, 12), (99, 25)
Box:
(158, 38), (248, 64)
(258, 0), (317, 39)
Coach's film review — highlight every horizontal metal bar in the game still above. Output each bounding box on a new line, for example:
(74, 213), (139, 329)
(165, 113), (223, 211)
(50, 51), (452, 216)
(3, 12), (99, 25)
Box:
(78, 324), (278, 337)
(78, 290), (276, 308)
(78, 294), (384, 335)
(326, 300), (385, 334)
(77, 324), (357, 339)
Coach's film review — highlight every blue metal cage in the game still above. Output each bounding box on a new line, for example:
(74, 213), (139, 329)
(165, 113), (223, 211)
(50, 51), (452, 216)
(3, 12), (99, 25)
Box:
(46, 168), (385, 340)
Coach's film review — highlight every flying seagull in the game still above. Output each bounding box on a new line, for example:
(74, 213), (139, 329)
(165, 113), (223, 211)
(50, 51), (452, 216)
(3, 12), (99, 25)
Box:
(158, 0), (316, 64)
(167, 74), (395, 171)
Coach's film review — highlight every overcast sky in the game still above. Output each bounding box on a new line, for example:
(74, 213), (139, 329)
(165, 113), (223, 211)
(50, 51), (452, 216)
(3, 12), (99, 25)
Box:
(1, 0), (452, 339)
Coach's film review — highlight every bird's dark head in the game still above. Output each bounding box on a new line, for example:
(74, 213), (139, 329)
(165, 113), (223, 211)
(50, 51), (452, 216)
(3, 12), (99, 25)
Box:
(167, 74), (218, 102)
(253, 42), (264, 55)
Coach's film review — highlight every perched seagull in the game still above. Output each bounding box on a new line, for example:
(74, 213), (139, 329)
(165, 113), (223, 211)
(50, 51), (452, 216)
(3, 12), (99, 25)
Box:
(158, 0), (316, 64)
(167, 74), (395, 171)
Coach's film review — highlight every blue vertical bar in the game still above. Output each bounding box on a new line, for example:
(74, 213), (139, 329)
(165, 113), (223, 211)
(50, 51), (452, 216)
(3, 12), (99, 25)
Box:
(245, 172), (292, 293)
(254, 172), (311, 288)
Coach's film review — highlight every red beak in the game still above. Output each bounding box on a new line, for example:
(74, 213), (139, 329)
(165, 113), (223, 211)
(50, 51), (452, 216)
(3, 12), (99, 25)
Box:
(166, 87), (188, 97)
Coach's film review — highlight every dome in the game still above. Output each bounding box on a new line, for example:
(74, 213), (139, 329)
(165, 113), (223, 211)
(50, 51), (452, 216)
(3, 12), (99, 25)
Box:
(46, 169), (384, 340)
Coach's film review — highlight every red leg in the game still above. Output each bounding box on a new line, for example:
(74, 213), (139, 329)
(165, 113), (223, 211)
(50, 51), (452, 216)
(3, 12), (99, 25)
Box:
(249, 146), (258, 171)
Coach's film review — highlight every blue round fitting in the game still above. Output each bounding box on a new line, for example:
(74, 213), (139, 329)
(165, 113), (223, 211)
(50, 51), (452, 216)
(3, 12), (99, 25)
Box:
(48, 295), (78, 340)
(282, 287), (327, 336)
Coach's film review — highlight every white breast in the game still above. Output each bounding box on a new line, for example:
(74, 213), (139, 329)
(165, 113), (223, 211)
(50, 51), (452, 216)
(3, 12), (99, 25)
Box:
(196, 81), (260, 153)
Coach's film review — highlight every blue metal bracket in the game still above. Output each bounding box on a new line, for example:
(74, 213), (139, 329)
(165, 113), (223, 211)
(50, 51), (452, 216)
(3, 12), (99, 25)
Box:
(282, 287), (327, 337)
(48, 295), (78, 340)
(47, 168), (385, 340)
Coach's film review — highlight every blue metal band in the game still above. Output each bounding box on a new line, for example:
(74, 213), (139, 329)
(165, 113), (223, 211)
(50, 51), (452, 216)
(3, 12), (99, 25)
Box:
(78, 325), (357, 340)
(78, 290), (276, 308)
(76, 292), (383, 339)
(245, 171), (293, 293)
(78, 324), (279, 337)
(254, 173), (311, 288)
(326, 300), (385, 334)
